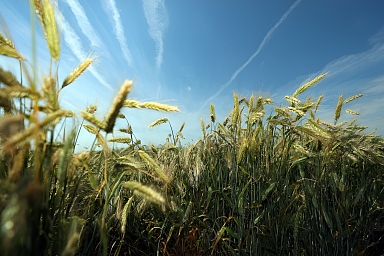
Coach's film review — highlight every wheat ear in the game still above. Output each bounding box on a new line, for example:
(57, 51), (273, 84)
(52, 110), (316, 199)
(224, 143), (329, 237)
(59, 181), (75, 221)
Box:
(123, 100), (179, 112)
(81, 111), (106, 130)
(0, 32), (25, 60)
(42, 0), (60, 61)
(346, 109), (359, 115)
(107, 137), (132, 144)
(140, 102), (179, 112)
(210, 104), (216, 122)
(61, 57), (94, 89)
(121, 196), (134, 234)
(124, 181), (165, 204)
(138, 150), (170, 184)
(293, 73), (327, 98)
(343, 94), (363, 104)
(3, 110), (73, 151)
(104, 80), (132, 133)
(0, 67), (23, 87)
(284, 96), (301, 105)
(148, 117), (168, 128)
(33, 0), (45, 28)
(334, 95), (343, 122)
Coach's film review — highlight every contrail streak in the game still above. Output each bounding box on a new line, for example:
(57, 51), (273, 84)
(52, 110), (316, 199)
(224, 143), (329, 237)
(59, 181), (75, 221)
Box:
(199, 0), (301, 113)
(101, 0), (133, 67)
(63, 0), (103, 48)
(51, 0), (113, 90)
(142, 0), (168, 70)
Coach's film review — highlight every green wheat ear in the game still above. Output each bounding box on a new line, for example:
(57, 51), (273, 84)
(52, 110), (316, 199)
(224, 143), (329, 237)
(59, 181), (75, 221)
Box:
(334, 95), (343, 122)
(293, 73), (327, 98)
(124, 181), (165, 205)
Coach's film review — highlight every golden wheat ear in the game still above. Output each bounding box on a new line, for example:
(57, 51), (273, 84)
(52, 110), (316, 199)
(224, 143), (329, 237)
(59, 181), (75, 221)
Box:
(104, 80), (133, 133)
(61, 56), (94, 89)
(148, 117), (168, 128)
(0, 67), (23, 87)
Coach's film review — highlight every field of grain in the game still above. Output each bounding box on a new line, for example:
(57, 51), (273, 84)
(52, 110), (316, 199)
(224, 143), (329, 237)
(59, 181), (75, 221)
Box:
(0, 2), (383, 256)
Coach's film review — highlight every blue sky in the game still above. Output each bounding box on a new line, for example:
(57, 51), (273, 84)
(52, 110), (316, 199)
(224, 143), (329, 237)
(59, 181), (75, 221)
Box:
(1, 0), (384, 148)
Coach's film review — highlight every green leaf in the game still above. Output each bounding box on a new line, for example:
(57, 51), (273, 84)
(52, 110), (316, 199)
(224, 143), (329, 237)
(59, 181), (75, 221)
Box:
(321, 203), (333, 230)
(254, 209), (265, 225)
(239, 166), (250, 176)
(237, 179), (251, 209)
(57, 129), (76, 189)
(353, 186), (366, 206)
(206, 187), (212, 209)
(262, 182), (276, 201)
(221, 191), (235, 209)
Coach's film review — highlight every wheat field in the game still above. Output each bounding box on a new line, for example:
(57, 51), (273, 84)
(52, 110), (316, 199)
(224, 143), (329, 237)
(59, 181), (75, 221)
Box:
(0, 1), (383, 256)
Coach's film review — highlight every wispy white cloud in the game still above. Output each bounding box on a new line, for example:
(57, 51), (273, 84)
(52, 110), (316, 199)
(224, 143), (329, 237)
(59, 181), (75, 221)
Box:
(323, 44), (384, 77)
(51, 0), (113, 90)
(142, 0), (168, 70)
(62, 0), (103, 48)
(363, 75), (384, 94)
(187, 86), (191, 91)
(199, 0), (302, 113)
(369, 25), (384, 45)
(101, 0), (133, 67)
